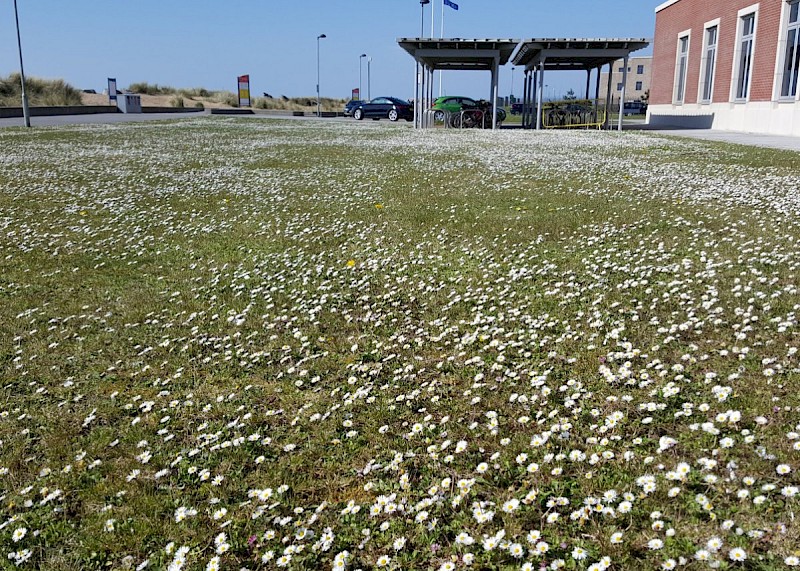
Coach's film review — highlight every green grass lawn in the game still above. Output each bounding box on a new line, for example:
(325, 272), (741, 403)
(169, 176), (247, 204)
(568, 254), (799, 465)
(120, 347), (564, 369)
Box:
(0, 117), (799, 570)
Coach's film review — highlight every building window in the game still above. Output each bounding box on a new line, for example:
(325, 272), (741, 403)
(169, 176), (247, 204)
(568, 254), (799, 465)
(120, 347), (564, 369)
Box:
(616, 82), (623, 91)
(637, 65), (645, 74)
(701, 25), (718, 103)
(734, 12), (757, 100)
(781, 0), (800, 98)
(675, 34), (690, 104)
(635, 81), (643, 90)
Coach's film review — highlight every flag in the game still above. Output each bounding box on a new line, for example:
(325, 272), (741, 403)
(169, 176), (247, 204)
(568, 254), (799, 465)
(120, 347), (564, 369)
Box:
(444, 0), (458, 10)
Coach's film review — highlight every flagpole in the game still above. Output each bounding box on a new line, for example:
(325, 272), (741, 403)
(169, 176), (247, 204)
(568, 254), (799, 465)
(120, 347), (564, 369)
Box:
(431, 0), (435, 38)
(439, 0), (445, 96)
(440, 0), (445, 38)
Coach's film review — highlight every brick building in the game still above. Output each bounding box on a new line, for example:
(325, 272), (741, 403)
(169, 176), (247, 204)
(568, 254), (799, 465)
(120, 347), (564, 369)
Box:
(599, 56), (653, 101)
(649, 0), (800, 135)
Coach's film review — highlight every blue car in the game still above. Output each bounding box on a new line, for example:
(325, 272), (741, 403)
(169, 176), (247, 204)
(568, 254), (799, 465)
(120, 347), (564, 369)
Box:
(343, 100), (363, 117)
(352, 97), (414, 122)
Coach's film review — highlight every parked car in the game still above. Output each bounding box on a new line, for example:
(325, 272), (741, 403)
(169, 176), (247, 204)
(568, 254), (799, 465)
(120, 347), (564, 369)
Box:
(431, 96), (506, 123)
(623, 101), (648, 116)
(343, 100), (363, 117)
(352, 97), (414, 121)
(511, 102), (523, 115)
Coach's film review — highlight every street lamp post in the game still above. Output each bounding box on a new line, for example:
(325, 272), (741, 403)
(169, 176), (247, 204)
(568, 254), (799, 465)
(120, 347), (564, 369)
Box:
(367, 57), (372, 101)
(13, 0), (30, 128)
(359, 53), (367, 100)
(317, 34), (326, 117)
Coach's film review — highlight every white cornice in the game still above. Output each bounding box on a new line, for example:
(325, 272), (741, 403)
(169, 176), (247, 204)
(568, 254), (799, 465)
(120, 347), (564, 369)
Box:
(655, 0), (682, 13)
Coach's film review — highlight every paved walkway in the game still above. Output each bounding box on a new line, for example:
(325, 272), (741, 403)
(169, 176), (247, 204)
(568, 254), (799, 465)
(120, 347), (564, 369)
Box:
(635, 126), (800, 152)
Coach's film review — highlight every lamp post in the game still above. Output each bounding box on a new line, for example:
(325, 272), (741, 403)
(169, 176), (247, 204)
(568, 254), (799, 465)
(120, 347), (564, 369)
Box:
(317, 33), (326, 117)
(511, 67), (515, 102)
(367, 57), (372, 101)
(359, 53), (367, 100)
(13, 0), (30, 128)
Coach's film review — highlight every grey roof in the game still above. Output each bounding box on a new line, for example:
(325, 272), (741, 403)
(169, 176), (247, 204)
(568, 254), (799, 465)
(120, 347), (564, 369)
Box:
(510, 38), (651, 70)
(397, 38), (520, 70)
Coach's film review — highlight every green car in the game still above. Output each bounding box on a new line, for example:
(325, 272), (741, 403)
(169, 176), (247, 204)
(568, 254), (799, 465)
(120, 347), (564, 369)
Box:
(431, 96), (506, 123)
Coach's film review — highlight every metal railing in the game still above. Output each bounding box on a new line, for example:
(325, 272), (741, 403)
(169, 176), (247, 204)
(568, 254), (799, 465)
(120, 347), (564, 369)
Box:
(541, 99), (605, 130)
(421, 108), (505, 129)
(422, 108), (449, 128)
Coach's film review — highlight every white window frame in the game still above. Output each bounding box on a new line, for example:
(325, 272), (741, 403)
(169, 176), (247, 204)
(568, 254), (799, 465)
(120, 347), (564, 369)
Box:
(698, 18), (720, 104)
(774, 0), (800, 101)
(674, 30), (692, 104)
(731, 4), (760, 102)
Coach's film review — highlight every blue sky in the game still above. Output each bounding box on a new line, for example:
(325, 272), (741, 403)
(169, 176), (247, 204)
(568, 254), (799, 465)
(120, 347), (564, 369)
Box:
(0, 1), (656, 101)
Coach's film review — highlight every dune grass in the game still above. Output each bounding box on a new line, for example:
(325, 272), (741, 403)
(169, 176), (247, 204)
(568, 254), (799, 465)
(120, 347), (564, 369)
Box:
(125, 82), (347, 111)
(0, 73), (83, 107)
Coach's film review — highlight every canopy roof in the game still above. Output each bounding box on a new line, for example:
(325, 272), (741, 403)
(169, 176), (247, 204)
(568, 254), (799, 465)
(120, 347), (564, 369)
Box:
(510, 38), (651, 71)
(397, 38), (520, 71)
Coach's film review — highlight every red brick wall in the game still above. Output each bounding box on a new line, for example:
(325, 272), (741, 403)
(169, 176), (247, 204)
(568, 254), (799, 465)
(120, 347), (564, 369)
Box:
(652, 0), (783, 105)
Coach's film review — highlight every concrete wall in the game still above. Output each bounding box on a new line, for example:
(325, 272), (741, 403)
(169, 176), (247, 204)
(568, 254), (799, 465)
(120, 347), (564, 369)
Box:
(141, 107), (204, 114)
(0, 105), (116, 118)
(0, 105), (205, 118)
(649, 100), (800, 135)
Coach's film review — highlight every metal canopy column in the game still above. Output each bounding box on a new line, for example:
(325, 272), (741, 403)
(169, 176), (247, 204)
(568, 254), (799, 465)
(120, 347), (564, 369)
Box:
(530, 67), (537, 129)
(585, 69), (591, 99)
(528, 67), (539, 129)
(523, 69), (529, 129)
(414, 57), (421, 128)
(604, 62), (613, 130)
(429, 64), (434, 125)
(617, 55), (629, 131)
(491, 55), (499, 130)
(536, 60), (545, 130)
(421, 62), (428, 127)
(594, 65), (602, 129)
(521, 69), (529, 129)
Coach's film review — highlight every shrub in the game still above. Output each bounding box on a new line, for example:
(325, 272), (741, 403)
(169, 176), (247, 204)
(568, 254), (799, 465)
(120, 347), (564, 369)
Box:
(170, 96), (184, 108)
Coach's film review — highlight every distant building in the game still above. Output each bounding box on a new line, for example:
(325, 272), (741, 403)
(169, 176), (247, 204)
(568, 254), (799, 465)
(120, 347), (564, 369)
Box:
(599, 56), (653, 101)
(649, 0), (800, 135)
